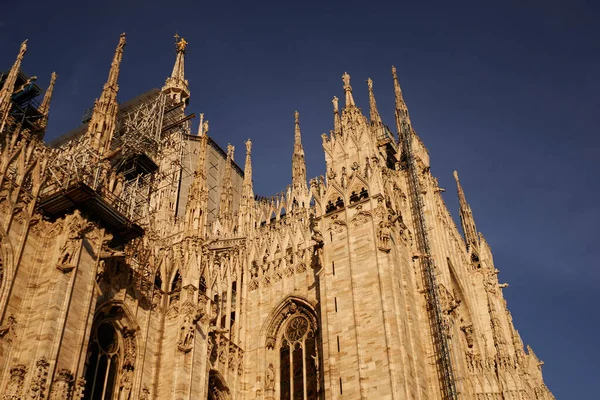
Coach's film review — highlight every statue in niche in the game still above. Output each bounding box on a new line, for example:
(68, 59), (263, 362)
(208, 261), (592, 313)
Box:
(178, 314), (195, 352)
(57, 231), (80, 270)
(265, 363), (275, 390)
(377, 217), (392, 252)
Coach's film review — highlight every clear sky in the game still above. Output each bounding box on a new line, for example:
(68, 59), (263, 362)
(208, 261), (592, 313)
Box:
(2, 0), (598, 397)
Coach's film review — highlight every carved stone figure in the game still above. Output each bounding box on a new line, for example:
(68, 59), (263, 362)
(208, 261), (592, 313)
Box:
(377, 218), (392, 252)
(265, 363), (275, 390)
(178, 314), (195, 352)
(119, 369), (133, 400)
(461, 324), (474, 348)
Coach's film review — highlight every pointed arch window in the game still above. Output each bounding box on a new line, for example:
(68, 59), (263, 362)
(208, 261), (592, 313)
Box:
(84, 322), (120, 399)
(279, 315), (319, 400)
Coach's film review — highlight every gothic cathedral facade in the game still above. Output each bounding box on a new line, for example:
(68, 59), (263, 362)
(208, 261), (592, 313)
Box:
(0, 35), (554, 399)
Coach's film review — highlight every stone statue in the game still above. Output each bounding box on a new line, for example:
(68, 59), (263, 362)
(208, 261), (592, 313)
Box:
(178, 314), (195, 351)
(265, 363), (275, 390)
(377, 217), (392, 252)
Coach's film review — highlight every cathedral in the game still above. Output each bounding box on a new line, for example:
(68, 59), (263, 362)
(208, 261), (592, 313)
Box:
(0, 33), (554, 400)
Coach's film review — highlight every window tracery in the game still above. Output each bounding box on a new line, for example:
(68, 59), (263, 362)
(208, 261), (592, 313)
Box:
(274, 310), (320, 400)
(84, 322), (120, 399)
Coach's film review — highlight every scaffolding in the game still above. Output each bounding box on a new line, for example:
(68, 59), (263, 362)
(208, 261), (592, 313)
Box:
(40, 90), (195, 240)
(400, 127), (458, 400)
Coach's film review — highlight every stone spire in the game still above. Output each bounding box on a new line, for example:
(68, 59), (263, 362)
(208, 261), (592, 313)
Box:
(342, 72), (355, 108)
(218, 144), (235, 233)
(0, 40), (27, 133)
(84, 33), (126, 156)
(184, 115), (209, 233)
(239, 139), (254, 232)
(162, 34), (190, 107)
(39, 72), (57, 129)
(367, 78), (382, 125)
(392, 66), (412, 138)
(332, 96), (341, 135)
(453, 170), (479, 249)
(292, 110), (308, 195)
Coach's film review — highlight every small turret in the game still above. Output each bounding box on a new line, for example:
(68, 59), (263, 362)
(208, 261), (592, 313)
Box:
(162, 34), (190, 107)
(0, 40), (27, 133)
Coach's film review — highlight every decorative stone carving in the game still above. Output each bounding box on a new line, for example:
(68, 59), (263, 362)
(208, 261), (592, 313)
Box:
(28, 358), (50, 400)
(377, 218), (392, 252)
(49, 368), (73, 400)
(178, 314), (195, 353)
(3, 364), (27, 400)
(122, 328), (136, 369)
(73, 378), (86, 400)
(119, 368), (133, 400)
(461, 324), (474, 348)
(0, 314), (17, 343)
(139, 385), (150, 400)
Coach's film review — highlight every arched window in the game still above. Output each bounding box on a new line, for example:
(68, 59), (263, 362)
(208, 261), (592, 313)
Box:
(279, 315), (318, 399)
(84, 322), (120, 399)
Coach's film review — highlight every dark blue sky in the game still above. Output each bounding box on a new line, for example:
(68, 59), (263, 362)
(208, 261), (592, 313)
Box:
(2, 0), (598, 396)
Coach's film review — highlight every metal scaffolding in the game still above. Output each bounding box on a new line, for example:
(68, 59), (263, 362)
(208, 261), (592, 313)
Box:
(41, 90), (194, 237)
(400, 126), (458, 400)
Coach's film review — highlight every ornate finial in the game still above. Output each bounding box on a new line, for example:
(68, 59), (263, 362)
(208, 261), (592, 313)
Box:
(367, 77), (373, 91)
(246, 139), (252, 155)
(332, 96), (339, 113)
(227, 143), (235, 160)
(294, 110), (299, 125)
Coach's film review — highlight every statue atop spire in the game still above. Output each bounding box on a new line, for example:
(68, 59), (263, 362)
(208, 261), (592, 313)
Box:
(0, 40), (28, 134)
(39, 72), (57, 131)
(367, 78), (382, 125)
(162, 34), (190, 107)
(453, 171), (479, 249)
(84, 33), (126, 155)
(292, 111), (307, 197)
(342, 72), (356, 108)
